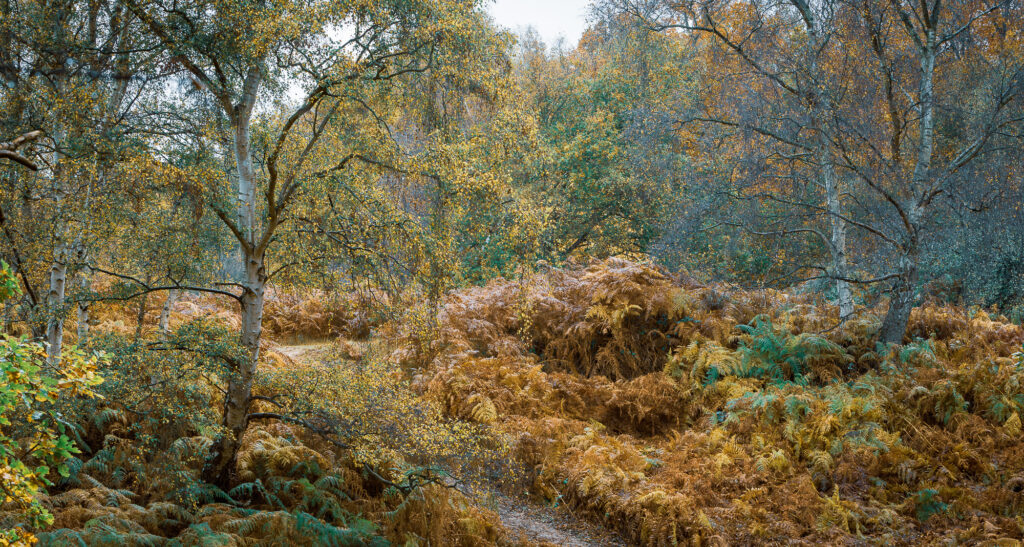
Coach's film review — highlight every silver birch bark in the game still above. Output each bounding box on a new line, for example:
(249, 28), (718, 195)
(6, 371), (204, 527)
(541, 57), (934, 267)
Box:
(205, 67), (266, 486)
(158, 288), (179, 334)
(45, 244), (68, 364)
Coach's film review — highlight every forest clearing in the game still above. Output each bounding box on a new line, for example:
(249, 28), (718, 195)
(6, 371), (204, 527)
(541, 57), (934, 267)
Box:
(2, 0), (1024, 544)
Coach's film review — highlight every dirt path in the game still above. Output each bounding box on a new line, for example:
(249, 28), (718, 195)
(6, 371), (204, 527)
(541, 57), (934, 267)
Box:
(266, 341), (343, 368)
(270, 340), (627, 546)
(273, 343), (327, 361)
(491, 491), (627, 546)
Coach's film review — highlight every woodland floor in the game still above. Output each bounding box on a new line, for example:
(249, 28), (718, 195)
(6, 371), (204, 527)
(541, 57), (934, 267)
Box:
(489, 490), (628, 546)
(270, 341), (336, 363)
(270, 341), (627, 546)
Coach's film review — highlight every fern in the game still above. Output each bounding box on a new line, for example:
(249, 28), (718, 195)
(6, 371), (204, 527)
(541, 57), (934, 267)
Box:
(885, 338), (937, 368)
(81, 446), (115, 476)
(175, 523), (235, 546)
(167, 479), (234, 509)
(730, 315), (847, 384)
(37, 515), (164, 547)
(57, 456), (85, 488)
(93, 408), (126, 431)
(911, 488), (949, 521)
(292, 511), (387, 547)
(229, 479), (284, 510)
(223, 509), (386, 546)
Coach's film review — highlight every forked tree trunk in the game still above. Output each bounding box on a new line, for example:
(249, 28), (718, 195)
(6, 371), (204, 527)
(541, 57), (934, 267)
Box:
(204, 79), (263, 486)
(879, 31), (936, 346)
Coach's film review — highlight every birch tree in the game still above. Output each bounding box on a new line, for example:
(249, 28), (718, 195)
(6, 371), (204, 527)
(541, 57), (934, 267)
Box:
(605, 0), (857, 317)
(0, 0), (154, 360)
(847, 0), (1023, 342)
(612, 0), (1023, 342)
(124, 0), (494, 485)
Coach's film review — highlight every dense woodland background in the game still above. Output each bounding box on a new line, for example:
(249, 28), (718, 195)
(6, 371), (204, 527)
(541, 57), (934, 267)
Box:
(2, 0), (1024, 544)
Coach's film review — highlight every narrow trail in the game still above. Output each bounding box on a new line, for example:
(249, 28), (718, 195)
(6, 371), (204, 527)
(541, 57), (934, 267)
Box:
(269, 340), (627, 546)
(272, 342), (329, 361)
(491, 491), (628, 546)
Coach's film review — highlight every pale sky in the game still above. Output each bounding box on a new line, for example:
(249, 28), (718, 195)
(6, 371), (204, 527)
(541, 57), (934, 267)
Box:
(488, 0), (591, 48)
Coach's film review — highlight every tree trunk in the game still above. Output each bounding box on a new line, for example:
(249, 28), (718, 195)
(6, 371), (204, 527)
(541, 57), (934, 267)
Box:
(76, 269), (91, 341)
(134, 292), (149, 342)
(234, 121), (255, 243)
(204, 248), (266, 487)
(822, 151), (853, 319)
(204, 80), (263, 486)
(879, 249), (919, 344)
(74, 242), (92, 342)
(879, 33), (936, 345)
(158, 288), (179, 334)
(233, 69), (260, 245)
(798, 3), (853, 319)
(45, 246), (67, 364)
(833, 235), (853, 319)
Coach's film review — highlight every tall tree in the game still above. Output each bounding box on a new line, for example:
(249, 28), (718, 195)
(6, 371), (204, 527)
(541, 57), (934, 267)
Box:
(604, 0), (857, 316)
(0, 0), (155, 360)
(124, 0), (498, 485)
(847, 0), (1023, 342)
(612, 0), (1023, 342)
(513, 21), (688, 261)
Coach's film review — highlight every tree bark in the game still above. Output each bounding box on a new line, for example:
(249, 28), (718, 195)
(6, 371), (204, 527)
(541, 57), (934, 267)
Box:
(76, 269), (91, 341)
(879, 246), (919, 345)
(234, 120), (255, 244)
(45, 246), (67, 364)
(204, 72), (263, 486)
(158, 288), (179, 334)
(879, 28), (937, 345)
(796, 0), (853, 319)
(134, 292), (149, 342)
(821, 149), (853, 319)
(234, 68), (260, 245)
(204, 247), (266, 487)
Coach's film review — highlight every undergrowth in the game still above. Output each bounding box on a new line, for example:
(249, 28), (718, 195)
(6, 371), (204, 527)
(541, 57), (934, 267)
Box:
(2, 309), (520, 546)
(10, 259), (1024, 545)
(396, 258), (1024, 545)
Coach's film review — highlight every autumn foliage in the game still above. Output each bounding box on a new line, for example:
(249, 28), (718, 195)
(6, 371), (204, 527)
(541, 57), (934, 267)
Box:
(2, 0), (1023, 542)
(5, 258), (1024, 544)
(395, 258), (1024, 544)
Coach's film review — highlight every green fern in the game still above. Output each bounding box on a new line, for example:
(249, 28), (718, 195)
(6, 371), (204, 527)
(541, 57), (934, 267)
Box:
(93, 408), (126, 431)
(724, 315), (847, 384)
(37, 514), (163, 546)
(229, 479), (283, 509)
(911, 488), (949, 521)
(167, 478), (234, 509)
(223, 509), (387, 546)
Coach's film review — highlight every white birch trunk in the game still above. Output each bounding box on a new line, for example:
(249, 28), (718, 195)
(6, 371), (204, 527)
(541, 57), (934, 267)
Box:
(45, 245), (67, 364)
(158, 288), (179, 334)
(76, 266), (91, 341)
(204, 67), (264, 486)
(795, 0), (854, 319)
